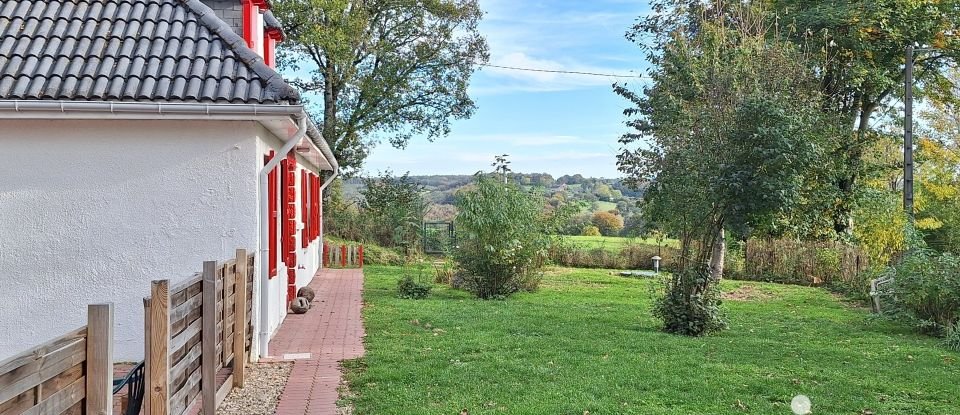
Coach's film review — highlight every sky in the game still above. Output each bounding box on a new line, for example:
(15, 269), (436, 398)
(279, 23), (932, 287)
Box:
(362, 0), (652, 178)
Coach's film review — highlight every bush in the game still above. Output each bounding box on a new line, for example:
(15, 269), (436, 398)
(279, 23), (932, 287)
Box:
(652, 265), (726, 336)
(454, 174), (553, 299)
(397, 275), (432, 299)
(581, 225), (601, 236)
(889, 252), (960, 341)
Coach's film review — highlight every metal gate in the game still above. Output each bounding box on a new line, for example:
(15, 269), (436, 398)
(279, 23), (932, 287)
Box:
(422, 222), (455, 254)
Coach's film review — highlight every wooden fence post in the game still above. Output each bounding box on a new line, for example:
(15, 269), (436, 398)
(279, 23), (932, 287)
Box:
(201, 261), (217, 415)
(148, 280), (170, 415)
(143, 298), (152, 413)
(86, 303), (114, 415)
(233, 249), (248, 388)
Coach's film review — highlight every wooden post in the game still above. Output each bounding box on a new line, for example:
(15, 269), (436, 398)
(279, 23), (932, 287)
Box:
(341, 245), (347, 267)
(148, 280), (170, 415)
(143, 298), (152, 413)
(201, 261), (218, 415)
(359, 245), (364, 268)
(86, 303), (114, 415)
(233, 249), (248, 388)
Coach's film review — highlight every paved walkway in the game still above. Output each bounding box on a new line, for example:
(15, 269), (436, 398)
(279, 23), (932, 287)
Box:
(270, 268), (365, 415)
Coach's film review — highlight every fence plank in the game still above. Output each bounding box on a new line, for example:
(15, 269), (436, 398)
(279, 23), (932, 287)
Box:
(201, 261), (217, 415)
(0, 338), (85, 404)
(86, 303), (114, 415)
(0, 327), (86, 375)
(148, 280), (170, 415)
(234, 249), (249, 387)
(20, 376), (85, 415)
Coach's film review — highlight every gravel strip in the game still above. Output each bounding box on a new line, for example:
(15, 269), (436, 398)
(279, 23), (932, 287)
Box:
(217, 362), (293, 415)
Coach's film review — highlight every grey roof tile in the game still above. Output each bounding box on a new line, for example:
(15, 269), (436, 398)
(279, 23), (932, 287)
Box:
(0, 0), (299, 104)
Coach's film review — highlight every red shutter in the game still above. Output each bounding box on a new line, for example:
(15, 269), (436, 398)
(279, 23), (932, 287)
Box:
(265, 151), (278, 278)
(301, 169), (309, 248)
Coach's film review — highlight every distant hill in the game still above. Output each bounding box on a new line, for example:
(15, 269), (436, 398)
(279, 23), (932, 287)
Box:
(342, 173), (646, 222)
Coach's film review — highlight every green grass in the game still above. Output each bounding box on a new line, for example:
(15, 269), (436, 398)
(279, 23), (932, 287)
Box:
(343, 266), (959, 414)
(564, 235), (680, 252)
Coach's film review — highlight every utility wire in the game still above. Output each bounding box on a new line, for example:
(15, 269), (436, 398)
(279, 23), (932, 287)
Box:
(478, 62), (649, 79)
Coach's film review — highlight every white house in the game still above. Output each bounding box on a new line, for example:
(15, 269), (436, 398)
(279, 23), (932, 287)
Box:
(0, 0), (338, 361)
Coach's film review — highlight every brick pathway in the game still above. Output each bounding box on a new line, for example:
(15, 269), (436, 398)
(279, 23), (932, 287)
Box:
(270, 268), (365, 415)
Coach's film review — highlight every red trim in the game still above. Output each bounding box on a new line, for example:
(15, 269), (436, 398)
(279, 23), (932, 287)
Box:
(340, 245), (347, 268)
(265, 151), (278, 279)
(301, 170), (309, 248)
(242, 0), (258, 50)
(358, 245), (364, 268)
(263, 35), (276, 67)
(323, 243), (330, 267)
(252, 0), (270, 9)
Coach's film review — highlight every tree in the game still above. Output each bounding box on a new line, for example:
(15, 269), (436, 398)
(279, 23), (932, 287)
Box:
(274, 0), (489, 173)
(591, 211), (624, 236)
(618, 4), (835, 335)
(768, 0), (960, 235)
(360, 171), (427, 249)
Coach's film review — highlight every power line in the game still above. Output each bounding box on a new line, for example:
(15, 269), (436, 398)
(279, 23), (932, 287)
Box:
(478, 62), (649, 79)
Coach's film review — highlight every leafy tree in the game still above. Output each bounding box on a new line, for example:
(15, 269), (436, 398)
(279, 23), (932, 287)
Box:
(769, 0), (960, 234)
(361, 171), (427, 249)
(274, 0), (489, 173)
(618, 4), (836, 335)
(591, 211), (624, 236)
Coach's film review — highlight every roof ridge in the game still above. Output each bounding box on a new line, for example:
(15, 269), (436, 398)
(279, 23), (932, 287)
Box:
(178, 0), (300, 105)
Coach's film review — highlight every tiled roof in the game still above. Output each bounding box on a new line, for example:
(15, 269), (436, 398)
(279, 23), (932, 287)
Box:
(0, 0), (300, 104)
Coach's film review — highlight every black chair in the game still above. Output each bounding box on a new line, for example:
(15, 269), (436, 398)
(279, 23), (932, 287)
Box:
(112, 361), (145, 415)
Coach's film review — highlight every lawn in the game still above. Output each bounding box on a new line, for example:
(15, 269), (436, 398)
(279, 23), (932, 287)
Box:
(343, 266), (959, 414)
(564, 235), (679, 252)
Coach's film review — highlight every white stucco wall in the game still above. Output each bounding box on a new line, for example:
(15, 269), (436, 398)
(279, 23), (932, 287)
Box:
(254, 125), (323, 344)
(0, 120), (260, 361)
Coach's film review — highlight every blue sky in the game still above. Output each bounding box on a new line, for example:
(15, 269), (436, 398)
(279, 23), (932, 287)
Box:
(362, 0), (652, 178)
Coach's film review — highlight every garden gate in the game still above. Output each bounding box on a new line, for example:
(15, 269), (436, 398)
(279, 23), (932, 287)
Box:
(422, 222), (455, 254)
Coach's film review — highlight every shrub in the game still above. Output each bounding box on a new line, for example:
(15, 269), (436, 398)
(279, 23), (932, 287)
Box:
(581, 225), (601, 236)
(889, 252), (960, 340)
(454, 174), (553, 299)
(397, 275), (432, 299)
(591, 211), (624, 236)
(652, 265), (726, 336)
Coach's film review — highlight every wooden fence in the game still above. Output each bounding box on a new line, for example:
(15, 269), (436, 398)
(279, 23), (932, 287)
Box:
(143, 249), (255, 415)
(0, 304), (114, 415)
(323, 243), (364, 268)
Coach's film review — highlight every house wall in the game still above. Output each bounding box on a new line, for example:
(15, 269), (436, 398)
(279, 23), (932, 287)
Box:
(0, 120), (260, 361)
(254, 124), (324, 344)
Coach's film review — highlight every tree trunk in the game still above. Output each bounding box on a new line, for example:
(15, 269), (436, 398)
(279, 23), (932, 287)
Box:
(322, 60), (339, 148)
(709, 228), (725, 280)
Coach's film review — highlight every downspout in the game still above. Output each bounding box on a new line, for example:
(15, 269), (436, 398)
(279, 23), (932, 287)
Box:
(259, 115), (307, 358)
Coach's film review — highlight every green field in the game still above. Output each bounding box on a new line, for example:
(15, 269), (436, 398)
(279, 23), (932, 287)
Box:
(342, 266), (958, 414)
(564, 235), (679, 252)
